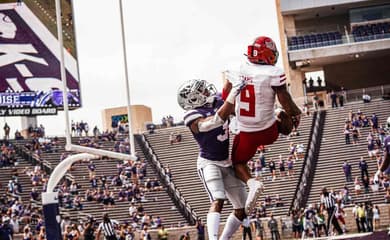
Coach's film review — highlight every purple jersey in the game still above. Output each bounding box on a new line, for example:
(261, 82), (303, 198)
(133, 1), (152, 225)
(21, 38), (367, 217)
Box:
(384, 135), (390, 174)
(385, 135), (390, 155)
(184, 97), (229, 161)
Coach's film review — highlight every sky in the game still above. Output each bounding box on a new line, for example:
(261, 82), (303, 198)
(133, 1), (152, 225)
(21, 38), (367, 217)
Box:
(5, 0), (282, 136)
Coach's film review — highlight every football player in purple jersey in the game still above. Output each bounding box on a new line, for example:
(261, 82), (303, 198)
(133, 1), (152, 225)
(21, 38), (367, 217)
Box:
(177, 78), (247, 240)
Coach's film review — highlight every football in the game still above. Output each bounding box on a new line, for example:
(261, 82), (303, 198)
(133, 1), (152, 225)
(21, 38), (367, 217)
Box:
(276, 110), (294, 135)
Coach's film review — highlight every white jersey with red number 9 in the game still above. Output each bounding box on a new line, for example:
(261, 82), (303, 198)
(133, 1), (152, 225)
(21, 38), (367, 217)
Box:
(235, 62), (286, 132)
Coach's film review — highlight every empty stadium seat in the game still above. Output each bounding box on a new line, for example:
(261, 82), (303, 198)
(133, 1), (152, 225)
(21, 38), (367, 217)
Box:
(288, 31), (343, 50)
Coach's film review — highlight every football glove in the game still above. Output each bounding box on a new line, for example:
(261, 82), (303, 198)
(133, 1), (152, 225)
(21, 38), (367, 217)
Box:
(225, 70), (249, 104)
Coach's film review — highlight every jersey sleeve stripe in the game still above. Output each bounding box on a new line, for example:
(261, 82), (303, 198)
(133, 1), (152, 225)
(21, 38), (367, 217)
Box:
(184, 111), (203, 126)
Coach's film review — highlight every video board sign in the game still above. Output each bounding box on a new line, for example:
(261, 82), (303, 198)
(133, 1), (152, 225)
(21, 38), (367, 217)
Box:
(0, 3), (81, 115)
(0, 107), (57, 117)
(111, 114), (128, 124)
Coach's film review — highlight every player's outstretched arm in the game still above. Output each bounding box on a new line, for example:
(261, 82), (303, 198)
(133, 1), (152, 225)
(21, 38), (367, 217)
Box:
(219, 76), (248, 119)
(189, 102), (234, 134)
(222, 77), (232, 99)
(274, 85), (302, 126)
(189, 81), (245, 134)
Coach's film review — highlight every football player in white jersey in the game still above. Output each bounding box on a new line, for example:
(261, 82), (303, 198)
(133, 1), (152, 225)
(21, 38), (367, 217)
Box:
(223, 36), (302, 214)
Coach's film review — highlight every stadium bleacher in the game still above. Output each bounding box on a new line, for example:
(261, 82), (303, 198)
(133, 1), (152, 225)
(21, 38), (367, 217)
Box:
(7, 136), (188, 229)
(352, 22), (390, 42)
(308, 99), (390, 207)
(2, 98), (389, 239)
(288, 31), (343, 50)
(63, 140), (188, 226)
(142, 114), (314, 221)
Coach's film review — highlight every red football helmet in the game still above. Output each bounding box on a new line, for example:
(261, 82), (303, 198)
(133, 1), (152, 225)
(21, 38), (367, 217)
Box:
(247, 36), (279, 65)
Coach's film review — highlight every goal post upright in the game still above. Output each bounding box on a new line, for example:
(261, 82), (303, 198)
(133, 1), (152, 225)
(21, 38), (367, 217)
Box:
(42, 0), (72, 238)
(119, 0), (136, 156)
(43, 1), (138, 239)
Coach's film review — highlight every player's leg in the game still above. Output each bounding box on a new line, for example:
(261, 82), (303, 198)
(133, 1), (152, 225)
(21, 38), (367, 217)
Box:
(231, 132), (263, 214)
(231, 132), (259, 183)
(232, 124), (278, 214)
(220, 167), (247, 240)
(301, 219), (307, 239)
(197, 164), (226, 240)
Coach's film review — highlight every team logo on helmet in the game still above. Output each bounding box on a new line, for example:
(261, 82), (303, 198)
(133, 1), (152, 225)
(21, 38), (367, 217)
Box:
(247, 36), (279, 65)
(265, 39), (277, 51)
(177, 79), (217, 110)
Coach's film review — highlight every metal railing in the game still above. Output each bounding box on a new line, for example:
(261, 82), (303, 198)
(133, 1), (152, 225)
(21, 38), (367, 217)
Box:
(15, 146), (53, 174)
(285, 23), (343, 37)
(289, 111), (317, 214)
(288, 31), (390, 51)
(292, 110), (326, 210)
(304, 84), (390, 109)
(343, 84), (390, 103)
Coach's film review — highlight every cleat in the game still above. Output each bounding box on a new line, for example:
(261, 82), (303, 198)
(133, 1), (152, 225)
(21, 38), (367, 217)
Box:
(245, 179), (264, 214)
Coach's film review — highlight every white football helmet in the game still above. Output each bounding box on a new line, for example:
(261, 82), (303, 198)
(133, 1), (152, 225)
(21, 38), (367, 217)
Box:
(177, 79), (217, 110)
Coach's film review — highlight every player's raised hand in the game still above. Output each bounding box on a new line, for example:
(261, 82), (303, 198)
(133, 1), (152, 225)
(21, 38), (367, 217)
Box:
(224, 70), (240, 84)
(225, 75), (249, 104)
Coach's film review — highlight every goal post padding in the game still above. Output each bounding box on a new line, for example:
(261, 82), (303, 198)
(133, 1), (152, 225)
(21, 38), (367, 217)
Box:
(43, 147), (136, 240)
(42, 192), (62, 240)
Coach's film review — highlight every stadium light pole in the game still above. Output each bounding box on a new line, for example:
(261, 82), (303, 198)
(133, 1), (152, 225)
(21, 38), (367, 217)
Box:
(119, 0), (136, 156)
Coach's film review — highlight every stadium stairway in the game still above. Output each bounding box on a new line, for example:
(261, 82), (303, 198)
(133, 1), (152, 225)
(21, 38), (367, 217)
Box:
(142, 114), (314, 222)
(53, 137), (187, 226)
(307, 99), (390, 206)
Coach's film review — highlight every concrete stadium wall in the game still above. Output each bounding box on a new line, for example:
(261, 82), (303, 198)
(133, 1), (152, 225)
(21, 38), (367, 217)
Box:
(295, 14), (350, 35)
(324, 55), (390, 90)
(280, 0), (370, 13)
(101, 105), (152, 134)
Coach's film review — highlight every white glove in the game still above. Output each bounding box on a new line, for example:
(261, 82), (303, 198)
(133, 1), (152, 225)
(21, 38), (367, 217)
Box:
(374, 170), (382, 184)
(224, 70), (251, 104)
(226, 79), (248, 104)
(224, 70), (240, 84)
